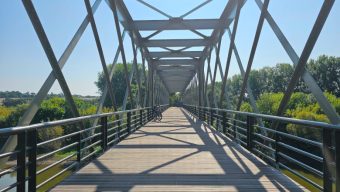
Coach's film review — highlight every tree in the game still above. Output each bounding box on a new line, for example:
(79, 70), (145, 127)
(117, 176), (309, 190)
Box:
(256, 92), (283, 115)
(307, 55), (340, 97)
(95, 63), (142, 108)
(169, 92), (182, 106)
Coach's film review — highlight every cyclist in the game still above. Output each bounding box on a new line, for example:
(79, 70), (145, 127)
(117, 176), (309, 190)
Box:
(153, 105), (162, 121)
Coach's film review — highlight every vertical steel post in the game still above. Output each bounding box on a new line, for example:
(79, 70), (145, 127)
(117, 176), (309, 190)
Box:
(77, 126), (81, 163)
(222, 111), (227, 135)
(140, 110), (143, 127)
(17, 132), (26, 192)
(323, 129), (333, 192)
(133, 111), (137, 131)
(127, 112), (131, 134)
(101, 116), (108, 151)
(246, 116), (255, 151)
(275, 125), (280, 169)
(233, 117), (237, 139)
(27, 129), (37, 192)
(117, 116), (121, 141)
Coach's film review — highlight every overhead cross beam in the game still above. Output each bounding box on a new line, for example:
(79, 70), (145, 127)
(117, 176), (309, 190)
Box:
(131, 19), (226, 31)
(153, 59), (198, 65)
(149, 51), (202, 58)
(144, 39), (210, 47)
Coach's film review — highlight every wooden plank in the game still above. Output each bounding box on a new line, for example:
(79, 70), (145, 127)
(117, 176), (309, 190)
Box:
(52, 107), (306, 192)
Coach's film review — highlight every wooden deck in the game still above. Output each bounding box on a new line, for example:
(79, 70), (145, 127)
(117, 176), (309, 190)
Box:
(52, 107), (306, 192)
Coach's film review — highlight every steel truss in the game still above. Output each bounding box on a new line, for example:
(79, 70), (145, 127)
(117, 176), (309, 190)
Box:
(1, 1), (339, 188)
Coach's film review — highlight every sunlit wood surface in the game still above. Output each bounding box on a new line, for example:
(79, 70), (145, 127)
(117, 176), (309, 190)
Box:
(52, 107), (306, 192)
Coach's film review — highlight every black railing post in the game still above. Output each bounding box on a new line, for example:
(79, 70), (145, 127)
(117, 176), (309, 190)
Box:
(147, 108), (151, 121)
(200, 108), (202, 121)
(17, 131), (26, 192)
(207, 109), (209, 124)
(117, 116), (121, 141)
(140, 109), (143, 127)
(246, 116), (255, 151)
(27, 129), (37, 192)
(210, 109), (213, 126)
(274, 124), (281, 169)
(233, 116), (237, 139)
(131, 111), (135, 131)
(323, 128), (333, 192)
(127, 111), (131, 134)
(101, 116), (108, 151)
(134, 111), (137, 130)
(198, 107), (201, 120)
(203, 108), (206, 122)
(77, 125), (82, 163)
(222, 111), (227, 134)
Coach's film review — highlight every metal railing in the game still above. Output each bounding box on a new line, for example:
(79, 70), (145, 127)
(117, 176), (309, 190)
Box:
(184, 104), (340, 191)
(0, 105), (168, 192)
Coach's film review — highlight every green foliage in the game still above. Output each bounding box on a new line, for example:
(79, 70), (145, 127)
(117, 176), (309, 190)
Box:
(214, 56), (340, 102)
(95, 63), (141, 108)
(33, 97), (66, 123)
(169, 92), (182, 106)
(286, 108), (328, 140)
(2, 104), (28, 127)
(323, 92), (340, 114)
(0, 106), (15, 127)
(307, 55), (340, 97)
(286, 92), (314, 111)
(256, 92), (283, 115)
(240, 102), (252, 112)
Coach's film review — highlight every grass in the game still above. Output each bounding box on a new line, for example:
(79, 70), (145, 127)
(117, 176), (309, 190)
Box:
(36, 146), (103, 191)
(282, 168), (323, 191)
(36, 162), (74, 192)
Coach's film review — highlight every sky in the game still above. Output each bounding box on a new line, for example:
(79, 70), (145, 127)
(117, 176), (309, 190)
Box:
(0, 0), (339, 96)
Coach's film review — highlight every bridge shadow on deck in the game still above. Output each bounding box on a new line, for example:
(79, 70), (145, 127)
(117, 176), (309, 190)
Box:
(52, 107), (305, 192)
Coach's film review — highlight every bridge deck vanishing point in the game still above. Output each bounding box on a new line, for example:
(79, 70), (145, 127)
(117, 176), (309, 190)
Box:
(52, 107), (306, 191)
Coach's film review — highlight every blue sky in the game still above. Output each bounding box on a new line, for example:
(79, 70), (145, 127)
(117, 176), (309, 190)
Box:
(0, 0), (339, 96)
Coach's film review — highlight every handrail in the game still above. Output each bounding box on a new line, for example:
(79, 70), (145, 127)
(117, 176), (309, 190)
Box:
(183, 104), (339, 191)
(184, 104), (340, 130)
(0, 105), (169, 192)
(0, 105), (168, 135)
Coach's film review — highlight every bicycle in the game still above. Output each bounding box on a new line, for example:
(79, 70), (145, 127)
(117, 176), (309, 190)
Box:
(153, 107), (162, 121)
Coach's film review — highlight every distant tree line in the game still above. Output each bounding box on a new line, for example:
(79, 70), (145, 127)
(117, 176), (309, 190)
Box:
(0, 91), (36, 98)
(204, 55), (340, 109)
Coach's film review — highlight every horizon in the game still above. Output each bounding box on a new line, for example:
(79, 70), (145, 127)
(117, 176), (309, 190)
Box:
(0, 54), (336, 97)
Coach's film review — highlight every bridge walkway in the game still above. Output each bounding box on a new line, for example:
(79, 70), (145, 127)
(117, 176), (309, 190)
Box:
(52, 107), (306, 191)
